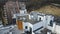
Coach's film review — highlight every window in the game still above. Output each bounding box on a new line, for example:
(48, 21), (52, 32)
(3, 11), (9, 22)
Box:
(25, 26), (28, 29)
(49, 20), (53, 27)
(39, 18), (41, 21)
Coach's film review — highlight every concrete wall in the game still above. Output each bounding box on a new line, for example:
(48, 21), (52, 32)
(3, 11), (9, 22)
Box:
(55, 25), (60, 34)
(47, 22), (60, 34)
(33, 21), (44, 31)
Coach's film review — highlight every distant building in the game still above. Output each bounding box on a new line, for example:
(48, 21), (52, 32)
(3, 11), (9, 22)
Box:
(2, 0), (26, 26)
